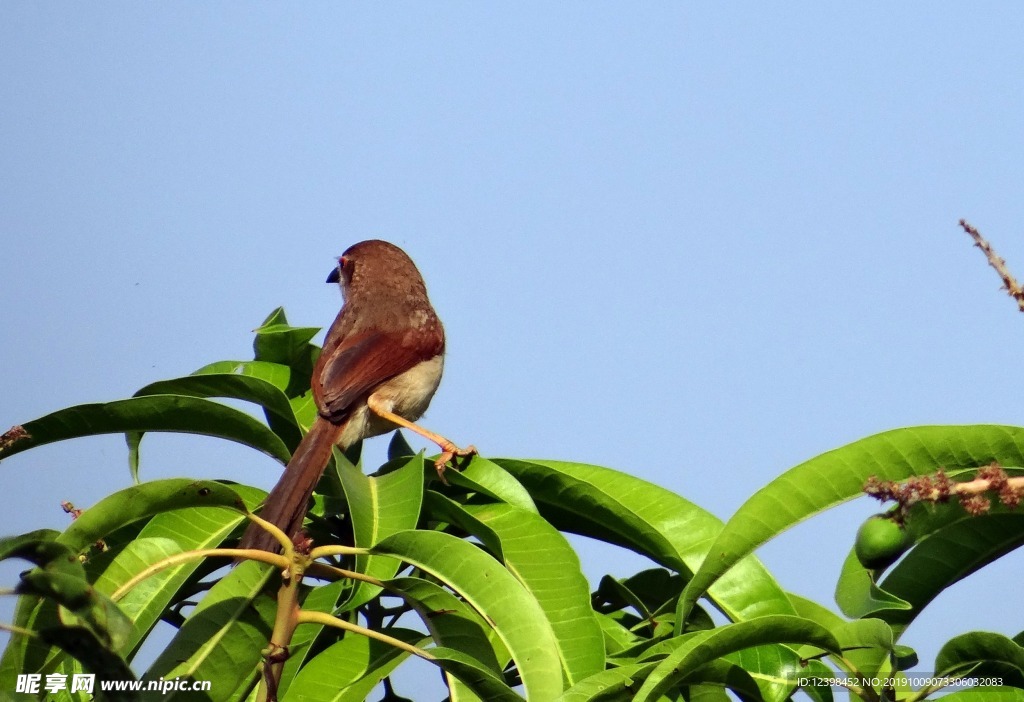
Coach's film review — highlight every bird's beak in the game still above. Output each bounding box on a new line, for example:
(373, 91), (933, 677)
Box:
(326, 266), (340, 284)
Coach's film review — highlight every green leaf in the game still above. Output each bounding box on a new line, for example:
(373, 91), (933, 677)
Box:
(445, 457), (538, 513)
(387, 576), (506, 672)
(0, 532), (80, 578)
(554, 660), (764, 702)
(879, 512), (1024, 634)
(553, 662), (656, 702)
(786, 592), (844, 631)
(371, 530), (564, 700)
(633, 615), (841, 702)
(425, 492), (505, 558)
(88, 483), (261, 659)
(495, 459), (794, 623)
(830, 618), (900, 684)
(252, 310), (320, 367)
(1, 535), (134, 655)
(593, 612), (644, 656)
(935, 689), (1024, 701)
(795, 658), (836, 702)
(56, 479), (250, 554)
(679, 659), (765, 702)
(134, 369), (302, 449)
(593, 569), (684, 621)
(191, 360), (292, 390)
(678, 425), (1024, 623)
(428, 646), (526, 702)
(721, 644), (803, 702)
(276, 580), (351, 697)
(460, 502), (606, 684)
(0, 396), (292, 465)
(39, 626), (138, 702)
(834, 549), (912, 619)
(144, 560), (276, 699)
(283, 628), (425, 702)
(337, 453), (425, 611)
(936, 631), (1024, 688)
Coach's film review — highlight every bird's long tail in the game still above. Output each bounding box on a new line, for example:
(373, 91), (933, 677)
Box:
(238, 417), (343, 554)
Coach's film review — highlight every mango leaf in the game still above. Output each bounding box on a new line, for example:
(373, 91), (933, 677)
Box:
(337, 453), (425, 612)
(56, 479), (250, 554)
(144, 560), (276, 700)
(276, 580), (352, 698)
(0, 396), (291, 465)
(936, 689), (1024, 701)
(387, 429), (416, 460)
(678, 425), (1024, 623)
(555, 659), (763, 702)
(632, 615), (840, 702)
(252, 308), (320, 382)
(460, 501), (605, 684)
(97, 484), (262, 659)
(795, 659), (837, 702)
(879, 512), (1024, 634)
(0, 532), (84, 683)
(428, 646), (526, 701)
(283, 628), (425, 702)
(593, 612), (644, 656)
(388, 581), (496, 656)
(592, 568), (684, 622)
(371, 530), (564, 700)
(494, 459), (794, 623)
(721, 644), (802, 702)
(786, 592), (844, 631)
(829, 618), (901, 685)
(553, 662), (656, 702)
(834, 549), (911, 619)
(1, 532), (82, 580)
(134, 368), (302, 450)
(387, 574), (506, 698)
(936, 631), (1024, 689)
(40, 625), (138, 702)
(444, 456), (538, 513)
(191, 360), (292, 389)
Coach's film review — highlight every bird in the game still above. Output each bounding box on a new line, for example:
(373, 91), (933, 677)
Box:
(238, 240), (475, 554)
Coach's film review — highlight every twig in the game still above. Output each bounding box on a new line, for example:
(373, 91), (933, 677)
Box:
(865, 463), (1024, 517)
(959, 219), (1024, 312)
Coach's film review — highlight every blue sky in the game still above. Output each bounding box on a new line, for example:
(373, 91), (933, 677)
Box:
(3, 3), (1024, 690)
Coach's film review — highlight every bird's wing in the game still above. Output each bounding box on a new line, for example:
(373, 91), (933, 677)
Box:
(313, 329), (442, 422)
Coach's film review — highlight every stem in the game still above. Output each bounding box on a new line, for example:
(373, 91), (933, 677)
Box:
(111, 548), (288, 601)
(959, 219), (1024, 312)
(297, 610), (435, 662)
(245, 512), (297, 553)
(0, 622), (38, 638)
(834, 657), (881, 702)
(307, 544), (366, 560)
(257, 561), (303, 702)
(305, 561), (385, 587)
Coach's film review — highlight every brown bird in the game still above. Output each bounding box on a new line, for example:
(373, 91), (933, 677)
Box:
(239, 240), (475, 554)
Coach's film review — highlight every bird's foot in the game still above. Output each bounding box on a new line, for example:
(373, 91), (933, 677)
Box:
(434, 443), (478, 484)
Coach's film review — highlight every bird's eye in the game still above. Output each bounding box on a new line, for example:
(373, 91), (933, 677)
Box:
(339, 256), (349, 270)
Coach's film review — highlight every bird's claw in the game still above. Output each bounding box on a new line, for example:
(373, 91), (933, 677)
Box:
(434, 444), (478, 484)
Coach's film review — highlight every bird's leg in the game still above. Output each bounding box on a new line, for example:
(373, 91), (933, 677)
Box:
(365, 396), (477, 480)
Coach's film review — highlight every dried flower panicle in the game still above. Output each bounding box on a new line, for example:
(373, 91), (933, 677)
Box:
(61, 501), (83, 519)
(999, 481), (1022, 510)
(865, 461), (1024, 518)
(961, 494), (992, 516)
(0, 425), (30, 453)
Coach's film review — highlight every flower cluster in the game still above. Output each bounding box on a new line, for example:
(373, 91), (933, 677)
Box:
(864, 462), (1024, 518)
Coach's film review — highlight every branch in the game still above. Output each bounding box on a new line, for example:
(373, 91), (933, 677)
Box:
(865, 463), (1024, 516)
(959, 219), (1024, 312)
